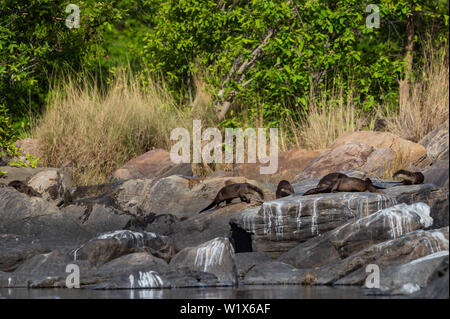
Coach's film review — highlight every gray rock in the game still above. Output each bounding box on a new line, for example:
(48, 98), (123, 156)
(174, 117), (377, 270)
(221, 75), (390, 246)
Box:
(278, 202), (433, 269)
(0, 234), (50, 272)
(231, 183), (440, 257)
(169, 237), (238, 286)
(0, 187), (135, 248)
(375, 251), (449, 295)
(410, 256), (449, 299)
(234, 252), (273, 280)
(419, 120), (449, 163)
(423, 160), (449, 189)
(313, 227), (449, 285)
(429, 192), (449, 229)
(72, 230), (174, 266)
(243, 261), (311, 285)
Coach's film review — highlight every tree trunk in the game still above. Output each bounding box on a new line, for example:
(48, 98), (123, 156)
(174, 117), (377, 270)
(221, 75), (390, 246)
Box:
(399, 15), (414, 108)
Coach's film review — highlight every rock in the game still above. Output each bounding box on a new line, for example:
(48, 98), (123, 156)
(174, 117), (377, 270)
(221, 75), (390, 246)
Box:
(410, 255), (449, 299)
(116, 175), (261, 220)
(72, 230), (174, 266)
(0, 166), (55, 184)
(27, 169), (71, 202)
(231, 183), (440, 258)
(0, 234), (50, 272)
(0, 250), (91, 288)
(15, 138), (41, 160)
(429, 192), (449, 229)
(313, 227), (449, 285)
(419, 120), (449, 163)
(422, 160), (449, 189)
(233, 149), (323, 185)
(81, 252), (169, 287)
(169, 205), (260, 252)
(368, 251), (449, 295)
(278, 202), (433, 269)
(112, 148), (189, 181)
(0, 186), (135, 248)
(234, 252), (273, 280)
(169, 237), (238, 286)
(331, 131), (428, 165)
(243, 261), (310, 285)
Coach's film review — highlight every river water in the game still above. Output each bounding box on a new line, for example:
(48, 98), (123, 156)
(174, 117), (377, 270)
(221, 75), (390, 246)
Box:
(0, 285), (399, 299)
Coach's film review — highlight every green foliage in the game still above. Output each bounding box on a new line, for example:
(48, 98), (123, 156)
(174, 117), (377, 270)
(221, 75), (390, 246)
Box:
(137, 0), (448, 124)
(0, 0), (123, 129)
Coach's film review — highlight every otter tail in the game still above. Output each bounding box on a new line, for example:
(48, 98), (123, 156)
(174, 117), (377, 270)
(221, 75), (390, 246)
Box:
(247, 184), (265, 200)
(303, 186), (330, 196)
(198, 200), (217, 214)
(365, 178), (385, 189)
(392, 170), (411, 179)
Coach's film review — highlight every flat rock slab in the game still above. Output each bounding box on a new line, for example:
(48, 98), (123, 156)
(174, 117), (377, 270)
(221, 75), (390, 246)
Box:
(231, 184), (440, 257)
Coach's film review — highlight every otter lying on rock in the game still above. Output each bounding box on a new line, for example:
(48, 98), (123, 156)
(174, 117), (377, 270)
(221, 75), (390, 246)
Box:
(198, 182), (264, 213)
(7, 180), (42, 197)
(393, 169), (424, 185)
(276, 180), (295, 199)
(304, 173), (384, 195)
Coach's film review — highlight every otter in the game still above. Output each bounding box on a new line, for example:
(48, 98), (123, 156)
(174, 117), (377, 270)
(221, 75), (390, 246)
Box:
(198, 182), (264, 213)
(303, 172), (348, 195)
(304, 173), (384, 195)
(276, 180), (295, 199)
(7, 180), (42, 197)
(393, 170), (424, 185)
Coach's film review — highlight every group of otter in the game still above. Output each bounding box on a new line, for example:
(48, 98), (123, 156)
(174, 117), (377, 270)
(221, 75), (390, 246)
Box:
(198, 169), (424, 213)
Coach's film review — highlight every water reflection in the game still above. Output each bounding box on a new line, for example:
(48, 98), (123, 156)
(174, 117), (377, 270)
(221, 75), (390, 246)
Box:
(0, 285), (391, 299)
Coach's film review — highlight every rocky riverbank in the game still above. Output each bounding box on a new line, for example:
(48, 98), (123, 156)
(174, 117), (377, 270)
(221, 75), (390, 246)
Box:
(0, 129), (448, 298)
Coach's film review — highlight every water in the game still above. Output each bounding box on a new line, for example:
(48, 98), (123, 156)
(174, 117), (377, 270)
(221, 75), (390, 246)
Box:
(0, 285), (397, 299)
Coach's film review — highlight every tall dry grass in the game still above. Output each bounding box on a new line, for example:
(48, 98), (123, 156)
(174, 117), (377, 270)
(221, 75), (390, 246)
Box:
(280, 86), (372, 150)
(381, 47), (449, 142)
(33, 72), (217, 185)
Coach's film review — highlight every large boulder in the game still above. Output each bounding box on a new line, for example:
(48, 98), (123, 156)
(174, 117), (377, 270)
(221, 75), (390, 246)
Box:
(369, 251), (449, 295)
(278, 202), (433, 269)
(330, 131), (428, 165)
(169, 237), (238, 286)
(231, 183), (441, 257)
(116, 175), (261, 220)
(72, 230), (174, 266)
(419, 120), (449, 163)
(233, 149), (323, 185)
(0, 186), (135, 248)
(112, 148), (192, 181)
(312, 227), (449, 285)
(292, 142), (396, 182)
